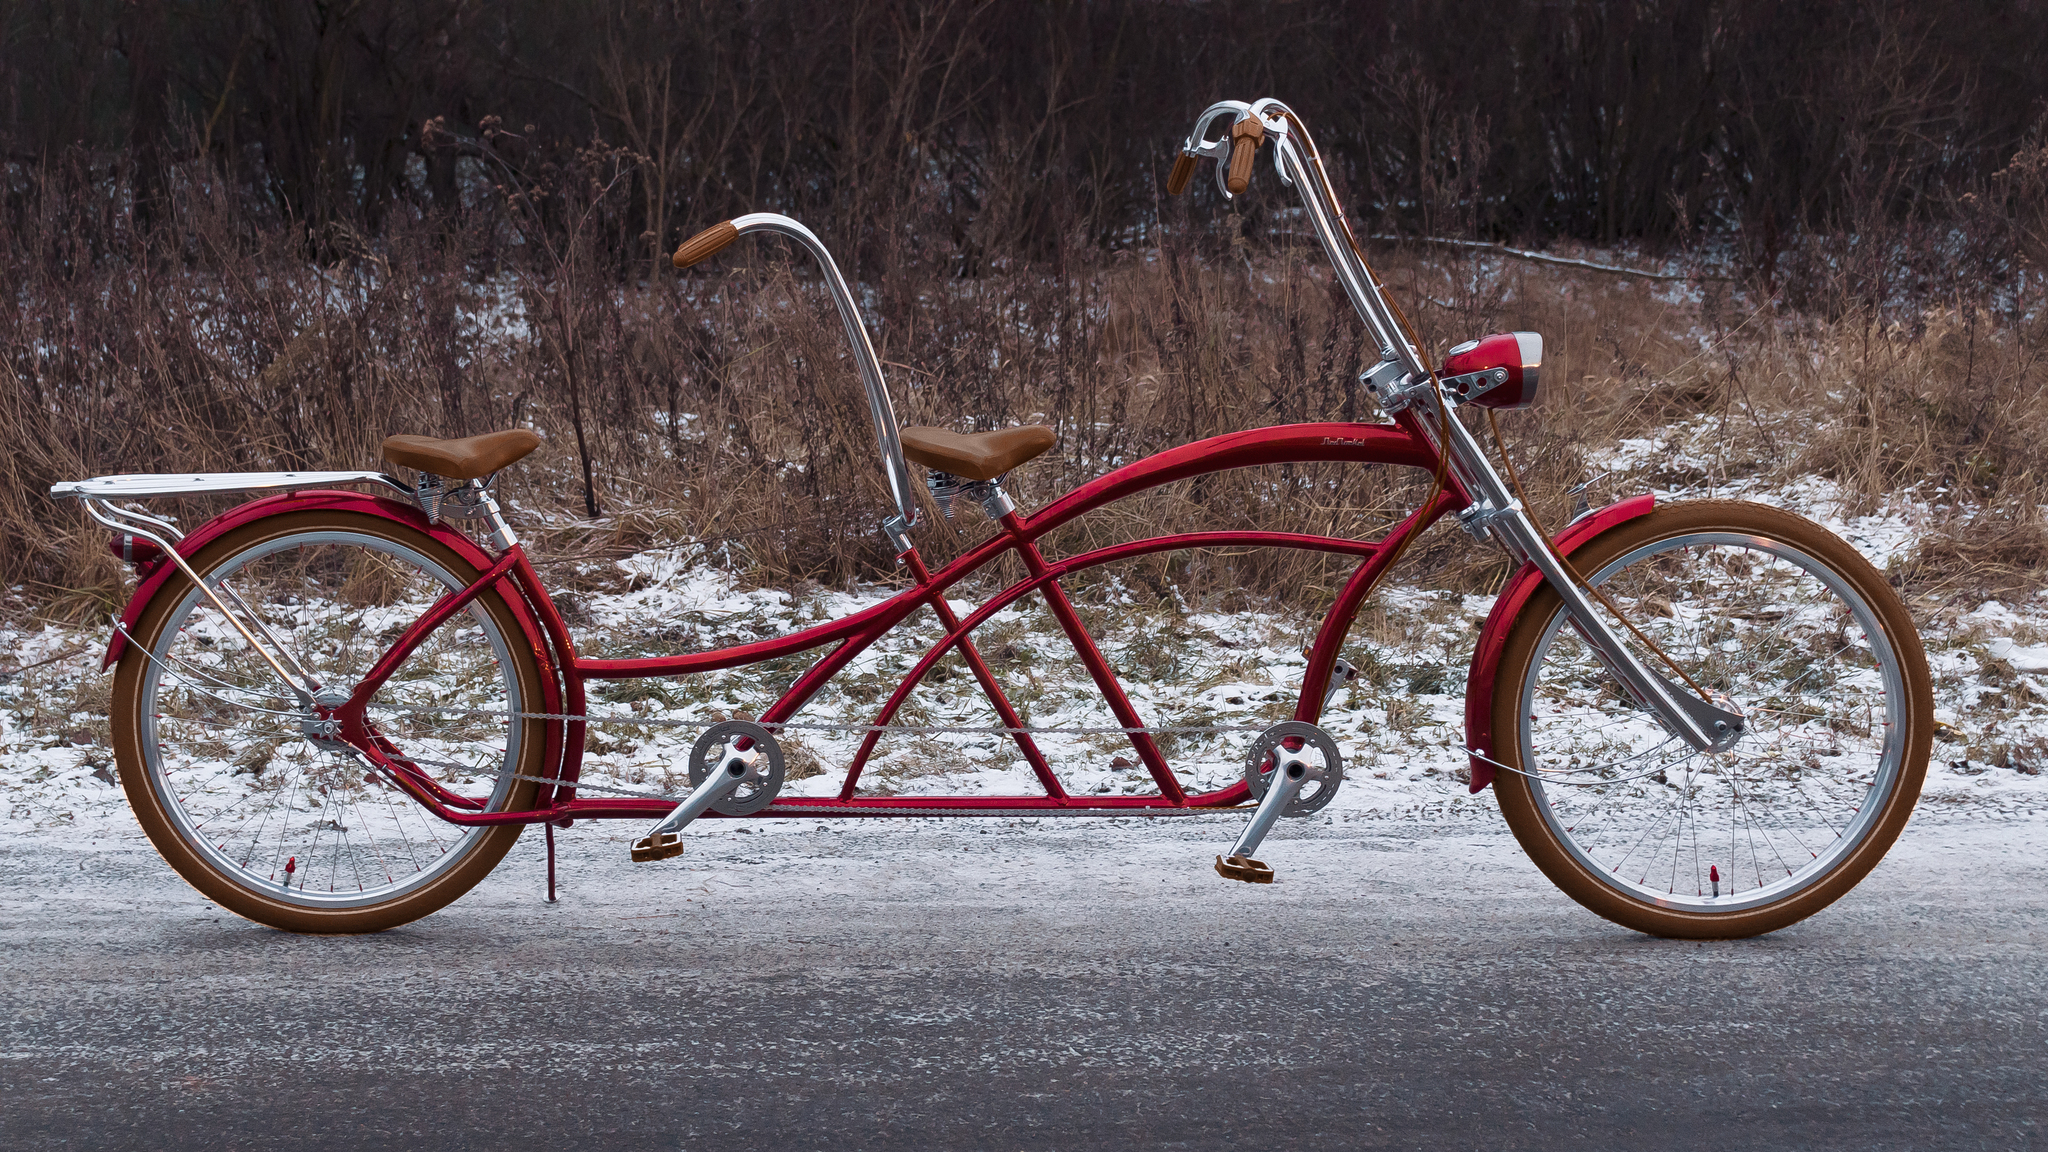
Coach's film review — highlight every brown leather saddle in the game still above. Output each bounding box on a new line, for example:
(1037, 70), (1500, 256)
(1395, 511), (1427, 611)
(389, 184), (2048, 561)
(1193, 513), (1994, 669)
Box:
(898, 425), (1055, 482)
(381, 430), (541, 480)
(383, 423), (1056, 486)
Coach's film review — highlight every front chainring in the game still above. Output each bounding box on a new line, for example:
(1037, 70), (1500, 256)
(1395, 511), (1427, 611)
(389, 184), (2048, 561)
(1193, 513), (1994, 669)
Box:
(1244, 720), (1344, 817)
(687, 720), (786, 817)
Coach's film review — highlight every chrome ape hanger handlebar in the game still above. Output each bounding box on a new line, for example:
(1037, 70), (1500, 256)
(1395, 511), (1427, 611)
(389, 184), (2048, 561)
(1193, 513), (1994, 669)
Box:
(1172, 98), (1742, 753)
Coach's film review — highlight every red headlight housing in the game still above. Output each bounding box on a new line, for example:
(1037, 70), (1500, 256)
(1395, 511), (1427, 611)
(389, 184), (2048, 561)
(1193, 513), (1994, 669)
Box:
(1440, 332), (1541, 409)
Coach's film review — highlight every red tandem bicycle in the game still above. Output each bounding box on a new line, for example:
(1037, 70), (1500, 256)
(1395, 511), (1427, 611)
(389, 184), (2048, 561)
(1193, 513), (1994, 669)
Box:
(52, 98), (1931, 938)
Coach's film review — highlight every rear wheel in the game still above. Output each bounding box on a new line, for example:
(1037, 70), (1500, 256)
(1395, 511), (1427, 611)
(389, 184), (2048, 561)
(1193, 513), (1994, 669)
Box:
(110, 509), (548, 933)
(1490, 500), (1931, 938)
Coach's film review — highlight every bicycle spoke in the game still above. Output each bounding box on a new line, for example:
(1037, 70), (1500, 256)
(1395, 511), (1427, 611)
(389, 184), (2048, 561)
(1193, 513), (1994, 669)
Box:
(135, 525), (530, 914)
(1516, 524), (1910, 916)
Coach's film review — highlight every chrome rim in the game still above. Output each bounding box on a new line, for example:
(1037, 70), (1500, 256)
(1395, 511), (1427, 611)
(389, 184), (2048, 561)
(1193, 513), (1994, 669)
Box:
(139, 529), (524, 910)
(1516, 530), (1906, 913)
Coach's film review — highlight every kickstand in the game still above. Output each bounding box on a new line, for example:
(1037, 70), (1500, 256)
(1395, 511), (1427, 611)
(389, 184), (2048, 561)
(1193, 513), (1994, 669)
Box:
(545, 822), (558, 903)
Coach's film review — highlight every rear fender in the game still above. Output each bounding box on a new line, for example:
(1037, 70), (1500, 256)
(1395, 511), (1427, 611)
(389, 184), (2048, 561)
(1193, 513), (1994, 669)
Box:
(103, 490), (533, 668)
(1462, 493), (1655, 792)
(103, 488), (571, 806)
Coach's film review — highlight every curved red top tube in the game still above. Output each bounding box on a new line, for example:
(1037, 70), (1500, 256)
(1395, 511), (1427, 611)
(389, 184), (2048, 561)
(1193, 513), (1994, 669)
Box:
(328, 418), (1467, 824)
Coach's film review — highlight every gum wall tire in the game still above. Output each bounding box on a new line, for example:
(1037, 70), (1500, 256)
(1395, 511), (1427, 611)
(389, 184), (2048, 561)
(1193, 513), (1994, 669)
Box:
(109, 509), (548, 934)
(1489, 500), (1932, 939)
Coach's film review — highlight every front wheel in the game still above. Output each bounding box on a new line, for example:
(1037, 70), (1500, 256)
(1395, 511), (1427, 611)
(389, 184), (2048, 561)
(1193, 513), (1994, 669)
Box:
(1490, 500), (1931, 938)
(110, 509), (549, 933)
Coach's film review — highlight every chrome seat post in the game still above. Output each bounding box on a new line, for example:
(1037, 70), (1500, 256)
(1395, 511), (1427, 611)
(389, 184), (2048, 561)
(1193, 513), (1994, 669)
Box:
(412, 472), (519, 553)
(925, 470), (1016, 523)
(713, 214), (924, 558)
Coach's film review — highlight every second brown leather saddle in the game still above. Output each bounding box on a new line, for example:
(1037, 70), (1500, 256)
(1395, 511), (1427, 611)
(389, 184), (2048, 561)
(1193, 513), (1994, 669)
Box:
(382, 430), (541, 480)
(898, 425), (1055, 482)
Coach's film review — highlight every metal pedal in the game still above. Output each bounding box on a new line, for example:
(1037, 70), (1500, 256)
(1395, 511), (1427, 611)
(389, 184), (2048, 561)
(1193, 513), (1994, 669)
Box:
(1214, 854), (1274, 884)
(1304, 648), (1360, 711)
(630, 831), (686, 863)
(628, 721), (784, 862)
(1213, 721), (1345, 883)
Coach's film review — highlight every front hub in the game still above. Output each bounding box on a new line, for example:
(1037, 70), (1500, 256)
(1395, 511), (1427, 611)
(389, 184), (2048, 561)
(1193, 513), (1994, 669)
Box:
(1704, 690), (1746, 753)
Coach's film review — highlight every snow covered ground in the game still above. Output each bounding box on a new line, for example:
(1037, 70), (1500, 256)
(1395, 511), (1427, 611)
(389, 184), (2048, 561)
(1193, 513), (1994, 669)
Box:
(4, 463), (2046, 852)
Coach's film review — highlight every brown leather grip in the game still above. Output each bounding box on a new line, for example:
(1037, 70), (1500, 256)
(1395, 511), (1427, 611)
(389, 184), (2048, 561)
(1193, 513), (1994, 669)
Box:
(1226, 117), (1265, 195)
(1166, 152), (1196, 196)
(673, 220), (739, 269)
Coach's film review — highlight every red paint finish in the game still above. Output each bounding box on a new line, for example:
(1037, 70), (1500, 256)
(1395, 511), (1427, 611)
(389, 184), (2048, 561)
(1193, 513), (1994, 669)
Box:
(825, 527), (1377, 802)
(515, 423), (1475, 821)
(343, 546), (526, 715)
(1442, 332), (1542, 409)
(317, 788), (1261, 830)
(103, 421), (1562, 828)
(99, 489), (571, 807)
(1033, 562), (1185, 804)
(1461, 493), (1657, 792)
(899, 551), (1060, 797)
(508, 556), (579, 806)
(551, 424), (1447, 818)
(574, 588), (913, 680)
(1025, 423), (1436, 534)
(108, 532), (166, 569)
(100, 491), (544, 667)
(1294, 490), (1463, 728)
(373, 752), (487, 812)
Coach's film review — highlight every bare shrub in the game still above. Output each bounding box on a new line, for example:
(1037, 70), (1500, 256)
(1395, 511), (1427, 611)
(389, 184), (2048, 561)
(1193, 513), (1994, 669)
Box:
(4, 133), (2044, 623)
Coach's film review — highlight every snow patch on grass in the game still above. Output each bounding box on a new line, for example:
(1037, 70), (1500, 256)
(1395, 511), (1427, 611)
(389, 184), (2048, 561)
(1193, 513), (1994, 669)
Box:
(5, 471), (2046, 845)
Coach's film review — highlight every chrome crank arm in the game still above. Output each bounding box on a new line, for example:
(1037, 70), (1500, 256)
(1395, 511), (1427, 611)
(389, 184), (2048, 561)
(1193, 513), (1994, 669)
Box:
(629, 753), (753, 862)
(1215, 756), (1316, 884)
(1226, 758), (1307, 860)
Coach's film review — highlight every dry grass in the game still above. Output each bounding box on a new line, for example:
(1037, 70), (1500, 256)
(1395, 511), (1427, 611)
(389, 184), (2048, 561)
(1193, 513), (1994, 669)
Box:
(3, 152), (2044, 626)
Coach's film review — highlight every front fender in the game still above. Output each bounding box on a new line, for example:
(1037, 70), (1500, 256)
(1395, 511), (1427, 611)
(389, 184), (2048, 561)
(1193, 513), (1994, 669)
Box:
(103, 490), (505, 668)
(1462, 493), (1655, 792)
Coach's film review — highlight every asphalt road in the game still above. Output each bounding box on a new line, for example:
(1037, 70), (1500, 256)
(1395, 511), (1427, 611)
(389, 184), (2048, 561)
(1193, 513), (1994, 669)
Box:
(2, 810), (2043, 1150)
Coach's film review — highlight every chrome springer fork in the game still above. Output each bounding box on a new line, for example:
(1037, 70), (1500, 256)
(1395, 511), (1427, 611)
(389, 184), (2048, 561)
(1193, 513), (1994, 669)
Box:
(1177, 99), (1743, 755)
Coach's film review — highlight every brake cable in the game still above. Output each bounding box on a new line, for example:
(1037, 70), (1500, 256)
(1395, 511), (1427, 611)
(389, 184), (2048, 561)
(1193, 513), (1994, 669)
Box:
(1484, 406), (1709, 699)
(1266, 109), (1453, 576)
(1279, 107), (1709, 703)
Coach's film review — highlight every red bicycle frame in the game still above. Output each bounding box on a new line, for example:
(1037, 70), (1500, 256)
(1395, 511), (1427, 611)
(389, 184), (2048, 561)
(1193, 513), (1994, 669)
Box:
(316, 414), (1470, 828)
(75, 97), (1698, 836)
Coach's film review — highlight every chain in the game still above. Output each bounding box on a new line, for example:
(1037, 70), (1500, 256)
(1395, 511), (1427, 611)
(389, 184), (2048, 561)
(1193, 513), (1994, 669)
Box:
(373, 701), (1274, 738)
(117, 605), (1287, 819)
(119, 617), (1284, 815)
(115, 616), (1277, 740)
(505, 770), (689, 804)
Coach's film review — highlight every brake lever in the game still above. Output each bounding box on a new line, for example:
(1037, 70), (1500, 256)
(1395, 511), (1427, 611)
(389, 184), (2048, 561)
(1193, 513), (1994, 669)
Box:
(1178, 103), (1290, 201)
(1175, 100), (1253, 198)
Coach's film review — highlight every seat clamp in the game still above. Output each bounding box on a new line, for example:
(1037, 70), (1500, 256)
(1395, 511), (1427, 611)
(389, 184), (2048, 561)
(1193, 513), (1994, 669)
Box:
(415, 473), (447, 524)
(881, 513), (917, 559)
(413, 473), (500, 526)
(979, 480), (1017, 519)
